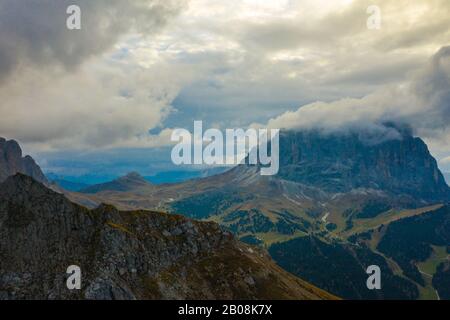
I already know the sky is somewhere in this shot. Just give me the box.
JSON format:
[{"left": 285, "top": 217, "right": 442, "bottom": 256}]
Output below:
[{"left": 0, "top": 0, "right": 450, "bottom": 178}]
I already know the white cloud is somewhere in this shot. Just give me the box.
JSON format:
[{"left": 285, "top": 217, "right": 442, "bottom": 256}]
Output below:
[
  {"left": 0, "top": 54, "right": 197, "bottom": 151},
  {"left": 264, "top": 46, "right": 450, "bottom": 156},
  {"left": 137, "top": 0, "right": 450, "bottom": 130}
]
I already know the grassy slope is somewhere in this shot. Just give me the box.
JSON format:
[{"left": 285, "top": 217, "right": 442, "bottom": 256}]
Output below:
[{"left": 340, "top": 204, "right": 443, "bottom": 238}]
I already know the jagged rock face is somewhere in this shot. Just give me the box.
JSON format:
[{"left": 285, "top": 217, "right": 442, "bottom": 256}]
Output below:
[
  {"left": 0, "top": 174, "right": 334, "bottom": 300},
  {"left": 0, "top": 138, "right": 48, "bottom": 185},
  {"left": 277, "top": 130, "right": 450, "bottom": 202}
]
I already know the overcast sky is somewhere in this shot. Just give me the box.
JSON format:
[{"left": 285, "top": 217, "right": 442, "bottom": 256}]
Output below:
[{"left": 1, "top": 0, "right": 450, "bottom": 177}]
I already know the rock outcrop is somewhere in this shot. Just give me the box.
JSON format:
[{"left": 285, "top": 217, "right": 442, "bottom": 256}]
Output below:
[{"left": 0, "top": 137, "right": 48, "bottom": 185}]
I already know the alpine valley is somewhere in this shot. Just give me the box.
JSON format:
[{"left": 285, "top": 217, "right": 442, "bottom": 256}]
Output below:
[
  {"left": 62, "top": 128, "right": 450, "bottom": 300},
  {"left": 1, "top": 126, "right": 450, "bottom": 300}
]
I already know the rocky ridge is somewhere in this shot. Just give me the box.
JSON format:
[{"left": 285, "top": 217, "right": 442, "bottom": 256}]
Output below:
[{"left": 0, "top": 174, "right": 335, "bottom": 300}]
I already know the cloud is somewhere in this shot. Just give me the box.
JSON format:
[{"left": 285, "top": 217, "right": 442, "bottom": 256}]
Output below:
[
  {"left": 410, "top": 47, "right": 450, "bottom": 130},
  {"left": 0, "top": 59, "right": 194, "bottom": 151},
  {"left": 0, "top": 0, "right": 185, "bottom": 82},
  {"left": 265, "top": 46, "right": 450, "bottom": 144},
  {"left": 0, "top": 0, "right": 192, "bottom": 151},
  {"left": 152, "top": 0, "right": 450, "bottom": 130}
]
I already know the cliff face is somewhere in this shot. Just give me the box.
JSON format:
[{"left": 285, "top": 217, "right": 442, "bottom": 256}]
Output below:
[
  {"left": 277, "top": 130, "right": 450, "bottom": 201},
  {"left": 0, "top": 174, "right": 334, "bottom": 300},
  {"left": 0, "top": 138, "right": 48, "bottom": 184}
]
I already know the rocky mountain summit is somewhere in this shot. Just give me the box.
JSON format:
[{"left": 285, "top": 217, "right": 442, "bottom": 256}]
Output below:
[
  {"left": 276, "top": 129, "right": 450, "bottom": 202},
  {"left": 0, "top": 174, "right": 334, "bottom": 300},
  {"left": 0, "top": 137, "right": 48, "bottom": 185}
]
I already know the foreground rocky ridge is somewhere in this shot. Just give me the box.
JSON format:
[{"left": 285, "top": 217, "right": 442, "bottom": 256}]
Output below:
[{"left": 0, "top": 174, "right": 334, "bottom": 300}]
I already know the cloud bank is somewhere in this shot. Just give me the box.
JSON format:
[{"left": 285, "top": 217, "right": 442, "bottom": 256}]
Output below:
[
  {"left": 162, "top": 0, "right": 450, "bottom": 129},
  {"left": 266, "top": 46, "right": 450, "bottom": 143},
  {"left": 0, "top": 0, "right": 187, "bottom": 151}
]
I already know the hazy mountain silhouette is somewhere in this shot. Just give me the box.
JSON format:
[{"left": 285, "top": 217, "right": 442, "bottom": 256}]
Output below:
[{"left": 0, "top": 137, "right": 48, "bottom": 185}]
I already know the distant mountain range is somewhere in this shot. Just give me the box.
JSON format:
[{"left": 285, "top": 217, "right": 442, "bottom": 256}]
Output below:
[
  {"left": 79, "top": 172, "right": 153, "bottom": 194},
  {"left": 145, "top": 167, "right": 230, "bottom": 185},
  {"left": 46, "top": 167, "right": 230, "bottom": 192},
  {"left": 48, "top": 178, "right": 90, "bottom": 192}
]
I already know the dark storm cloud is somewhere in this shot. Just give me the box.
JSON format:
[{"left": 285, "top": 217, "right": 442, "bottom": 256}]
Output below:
[
  {"left": 410, "top": 46, "right": 450, "bottom": 132},
  {"left": 0, "top": 0, "right": 185, "bottom": 82}
]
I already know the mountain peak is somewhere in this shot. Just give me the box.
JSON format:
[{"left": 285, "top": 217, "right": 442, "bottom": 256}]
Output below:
[
  {"left": 122, "top": 171, "right": 147, "bottom": 182},
  {"left": 0, "top": 138, "right": 48, "bottom": 185},
  {"left": 273, "top": 130, "right": 450, "bottom": 202},
  {"left": 79, "top": 171, "right": 152, "bottom": 194}
]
